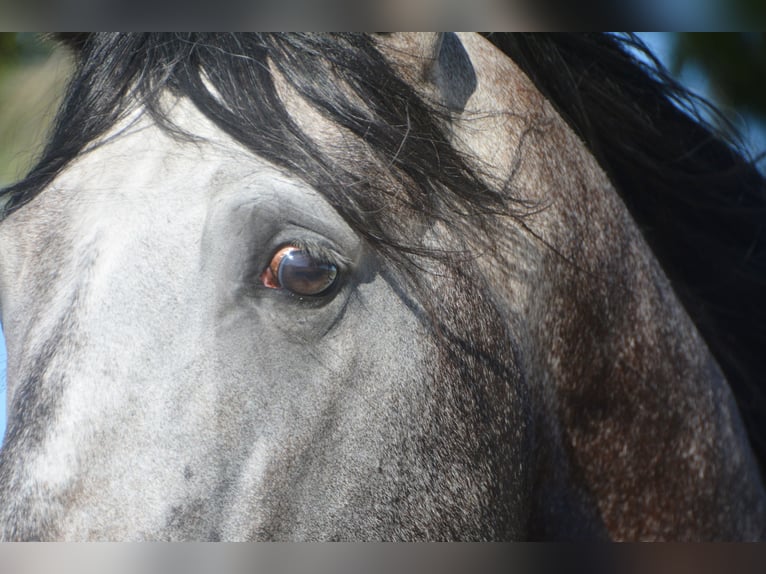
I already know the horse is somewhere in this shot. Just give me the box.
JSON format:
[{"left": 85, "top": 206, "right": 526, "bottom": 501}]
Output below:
[{"left": 0, "top": 33, "right": 764, "bottom": 541}]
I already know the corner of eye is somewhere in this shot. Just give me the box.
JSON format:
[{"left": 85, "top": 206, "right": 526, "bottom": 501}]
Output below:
[{"left": 259, "top": 265, "right": 280, "bottom": 289}]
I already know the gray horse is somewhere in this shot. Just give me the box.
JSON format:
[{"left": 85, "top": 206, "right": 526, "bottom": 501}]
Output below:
[{"left": 0, "top": 33, "right": 764, "bottom": 540}]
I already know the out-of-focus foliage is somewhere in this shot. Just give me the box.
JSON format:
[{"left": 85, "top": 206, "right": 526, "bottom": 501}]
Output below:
[
  {"left": 0, "top": 33, "right": 19, "bottom": 66},
  {"left": 728, "top": 0, "right": 766, "bottom": 29},
  {"left": 0, "top": 33, "right": 70, "bottom": 186},
  {"left": 674, "top": 33, "right": 766, "bottom": 123}
]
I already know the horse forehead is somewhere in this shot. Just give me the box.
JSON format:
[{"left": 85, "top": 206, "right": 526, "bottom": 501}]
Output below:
[
  {"left": 0, "top": 98, "right": 333, "bottom": 330},
  {"left": 35, "top": 100, "right": 310, "bottom": 228},
  {"left": 70, "top": 101, "right": 252, "bottom": 198}
]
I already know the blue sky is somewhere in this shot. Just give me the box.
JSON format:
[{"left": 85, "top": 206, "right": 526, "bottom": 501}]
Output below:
[
  {"left": 1, "top": 330, "right": 5, "bottom": 441},
  {"left": 639, "top": 33, "right": 766, "bottom": 160},
  {"left": 0, "top": 33, "right": 763, "bottom": 446}
]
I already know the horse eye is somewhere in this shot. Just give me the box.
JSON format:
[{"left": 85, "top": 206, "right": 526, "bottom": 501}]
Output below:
[{"left": 261, "top": 246, "right": 338, "bottom": 296}]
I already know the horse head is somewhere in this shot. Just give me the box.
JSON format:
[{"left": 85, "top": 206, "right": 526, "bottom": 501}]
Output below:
[{"left": 0, "top": 33, "right": 763, "bottom": 540}]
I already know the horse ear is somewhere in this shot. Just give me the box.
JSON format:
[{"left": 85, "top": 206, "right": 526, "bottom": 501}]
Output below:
[
  {"left": 376, "top": 32, "right": 477, "bottom": 112},
  {"left": 50, "top": 33, "right": 90, "bottom": 54},
  {"left": 427, "top": 33, "right": 477, "bottom": 112}
]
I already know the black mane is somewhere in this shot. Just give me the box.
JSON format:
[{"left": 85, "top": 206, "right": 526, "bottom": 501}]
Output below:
[{"left": 2, "top": 33, "right": 765, "bottom": 470}]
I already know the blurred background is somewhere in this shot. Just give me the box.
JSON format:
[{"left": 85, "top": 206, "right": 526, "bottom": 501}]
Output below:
[
  {"left": 1, "top": 32, "right": 766, "bottom": 442},
  {"left": 0, "top": 33, "right": 73, "bottom": 186}
]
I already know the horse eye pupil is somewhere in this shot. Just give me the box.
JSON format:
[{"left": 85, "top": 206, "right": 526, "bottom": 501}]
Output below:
[{"left": 277, "top": 249, "right": 338, "bottom": 296}]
